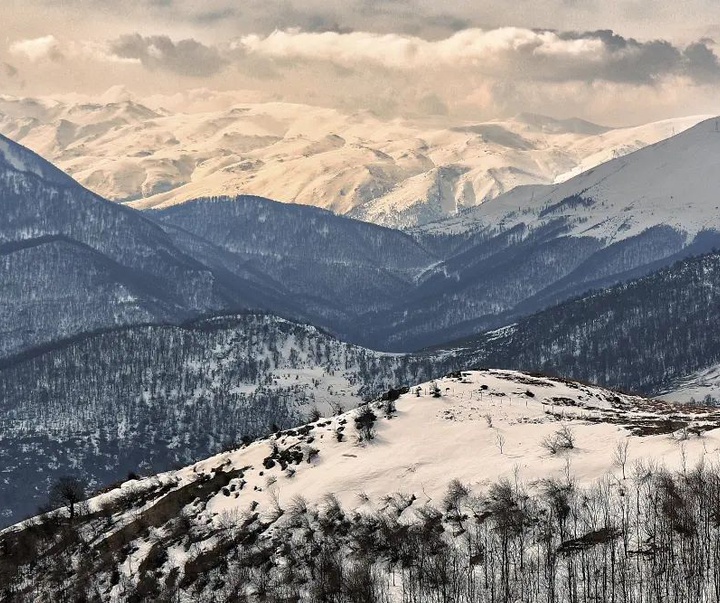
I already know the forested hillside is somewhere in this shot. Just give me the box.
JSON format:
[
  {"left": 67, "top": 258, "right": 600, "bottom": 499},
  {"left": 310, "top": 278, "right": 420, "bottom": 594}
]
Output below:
[
  {"left": 0, "top": 136, "right": 298, "bottom": 359},
  {"left": 466, "top": 251, "right": 720, "bottom": 395},
  {"left": 153, "top": 196, "right": 437, "bottom": 325},
  {"left": 155, "top": 195, "right": 720, "bottom": 351},
  {"left": 0, "top": 313, "right": 448, "bottom": 526}
]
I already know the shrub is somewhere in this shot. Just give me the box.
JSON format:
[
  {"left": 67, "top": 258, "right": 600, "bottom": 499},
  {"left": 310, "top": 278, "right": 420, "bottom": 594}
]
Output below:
[
  {"left": 355, "top": 405, "right": 377, "bottom": 441},
  {"left": 542, "top": 425, "right": 575, "bottom": 454},
  {"left": 443, "top": 479, "right": 469, "bottom": 512},
  {"left": 307, "top": 406, "right": 322, "bottom": 422}
]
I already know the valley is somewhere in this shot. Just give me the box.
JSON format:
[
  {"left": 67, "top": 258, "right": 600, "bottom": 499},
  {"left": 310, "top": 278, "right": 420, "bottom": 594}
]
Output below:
[{"left": 5, "top": 0, "right": 720, "bottom": 598}]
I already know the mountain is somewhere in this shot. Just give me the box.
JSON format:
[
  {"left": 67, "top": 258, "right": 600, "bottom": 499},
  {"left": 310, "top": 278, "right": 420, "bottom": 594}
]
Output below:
[
  {"left": 9, "top": 244, "right": 720, "bottom": 527},
  {"left": 383, "top": 117, "right": 720, "bottom": 349},
  {"left": 661, "top": 363, "right": 720, "bottom": 405},
  {"left": 150, "top": 178, "right": 720, "bottom": 353},
  {"left": 7, "top": 118, "right": 720, "bottom": 355},
  {"left": 422, "top": 116, "right": 720, "bottom": 242},
  {"left": 0, "top": 94, "right": 706, "bottom": 227},
  {"left": 2, "top": 370, "right": 718, "bottom": 602},
  {"left": 0, "top": 134, "right": 313, "bottom": 358},
  {"left": 151, "top": 196, "right": 437, "bottom": 328},
  {"left": 452, "top": 250, "right": 720, "bottom": 397},
  {"left": 0, "top": 313, "right": 451, "bottom": 526}
]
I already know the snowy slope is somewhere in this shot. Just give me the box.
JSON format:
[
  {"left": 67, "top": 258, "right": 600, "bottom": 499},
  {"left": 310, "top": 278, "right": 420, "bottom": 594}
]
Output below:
[
  {"left": 0, "top": 94, "right": 706, "bottom": 227},
  {"left": 661, "top": 364, "right": 720, "bottom": 405},
  {"left": 421, "top": 116, "right": 720, "bottom": 242},
  {"left": 169, "top": 370, "right": 708, "bottom": 509},
  {"left": 0, "top": 312, "right": 453, "bottom": 526},
  {"left": 154, "top": 369, "right": 718, "bottom": 512},
  {"left": 4, "top": 369, "right": 719, "bottom": 600}
]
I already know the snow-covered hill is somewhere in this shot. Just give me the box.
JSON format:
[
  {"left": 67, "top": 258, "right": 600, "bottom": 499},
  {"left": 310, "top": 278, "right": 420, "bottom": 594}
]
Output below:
[
  {"left": 3, "top": 369, "right": 719, "bottom": 601},
  {"left": 0, "top": 94, "right": 706, "bottom": 227},
  {"left": 0, "top": 312, "right": 454, "bottom": 526}
]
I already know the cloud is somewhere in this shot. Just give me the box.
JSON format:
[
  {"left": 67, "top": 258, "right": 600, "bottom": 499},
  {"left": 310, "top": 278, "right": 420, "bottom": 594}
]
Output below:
[
  {"left": 9, "top": 35, "right": 64, "bottom": 62},
  {"left": 236, "top": 28, "right": 720, "bottom": 85},
  {"left": 3, "top": 21, "right": 720, "bottom": 126},
  {"left": 1, "top": 63, "right": 18, "bottom": 78},
  {"left": 108, "top": 34, "right": 227, "bottom": 77}
]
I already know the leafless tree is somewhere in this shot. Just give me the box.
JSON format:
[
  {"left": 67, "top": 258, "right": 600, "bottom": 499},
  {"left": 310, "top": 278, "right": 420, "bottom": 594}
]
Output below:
[
  {"left": 49, "top": 476, "right": 86, "bottom": 522},
  {"left": 613, "top": 439, "right": 630, "bottom": 480},
  {"left": 495, "top": 431, "right": 506, "bottom": 455}
]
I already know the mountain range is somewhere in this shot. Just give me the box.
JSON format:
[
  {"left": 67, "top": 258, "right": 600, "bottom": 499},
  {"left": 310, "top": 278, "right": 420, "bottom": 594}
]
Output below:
[
  {"left": 3, "top": 107, "right": 720, "bottom": 544},
  {"left": 0, "top": 94, "right": 707, "bottom": 227}
]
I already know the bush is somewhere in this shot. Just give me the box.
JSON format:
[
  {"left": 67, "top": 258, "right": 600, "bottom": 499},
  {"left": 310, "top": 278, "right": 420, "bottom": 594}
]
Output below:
[
  {"left": 443, "top": 479, "right": 469, "bottom": 513},
  {"left": 355, "top": 405, "right": 377, "bottom": 441},
  {"left": 541, "top": 425, "right": 575, "bottom": 454},
  {"left": 307, "top": 406, "right": 322, "bottom": 422}
]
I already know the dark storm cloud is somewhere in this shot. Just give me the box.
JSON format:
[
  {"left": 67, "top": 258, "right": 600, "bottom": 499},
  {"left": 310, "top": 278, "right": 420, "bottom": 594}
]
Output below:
[
  {"left": 108, "top": 34, "right": 227, "bottom": 77},
  {"left": 553, "top": 30, "right": 720, "bottom": 83}
]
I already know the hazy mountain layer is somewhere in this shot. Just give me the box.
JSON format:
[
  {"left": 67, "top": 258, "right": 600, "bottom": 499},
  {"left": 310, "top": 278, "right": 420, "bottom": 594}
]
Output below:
[{"left": 0, "top": 95, "right": 705, "bottom": 227}]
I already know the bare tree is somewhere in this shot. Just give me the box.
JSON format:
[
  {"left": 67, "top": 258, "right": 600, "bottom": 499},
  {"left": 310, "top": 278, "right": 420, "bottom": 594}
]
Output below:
[
  {"left": 613, "top": 439, "right": 630, "bottom": 480},
  {"left": 49, "top": 476, "right": 85, "bottom": 522},
  {"left": 541, "top": 424, "right": 575, "bottom": 454},
  {"left": 495, "top": 432, "right": 506, "bottom": 455},
  {"left": 306, "top": 405, "right": 322, "bottom": 422}
]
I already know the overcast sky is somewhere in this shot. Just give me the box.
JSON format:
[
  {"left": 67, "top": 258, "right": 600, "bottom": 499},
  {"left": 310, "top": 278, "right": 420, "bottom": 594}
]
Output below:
[{"left": 2, "top": 0, "right": 720, "bottom": 125}]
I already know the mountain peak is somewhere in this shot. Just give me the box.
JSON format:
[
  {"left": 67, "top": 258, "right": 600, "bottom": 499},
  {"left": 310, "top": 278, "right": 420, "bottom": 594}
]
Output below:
[
  {"left": 513, "top": 112, "right": 611, "bottom": 135},
  {"left": 0, "top": 133, "right": 74, "bottom": 186}
]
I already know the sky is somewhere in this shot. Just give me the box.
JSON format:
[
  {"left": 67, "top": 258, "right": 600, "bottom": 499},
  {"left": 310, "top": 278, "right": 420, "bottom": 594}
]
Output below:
[{"left": 2, "top": 0, "right": 720, "bottom": 125}]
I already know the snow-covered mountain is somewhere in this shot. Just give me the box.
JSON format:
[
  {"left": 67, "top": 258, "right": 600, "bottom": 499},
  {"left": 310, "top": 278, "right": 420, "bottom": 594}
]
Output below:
[
  {"left": 5, "top": 244, "right": 720, "bottom": 527},
  {"left": 6, "top": 121, "right": 720, "bottom": 355},
  {"left": 3, "top": 370, "right": 718, "bottom": 601},
  {"left": 421, "top": 116, "right": 720, "bottom": 242},
  {"left": 0, "top": 94, "right": 706, "bottom": 227},
  {"left": 378, "top": 117, "right": 720, "bottom": 348},
  {"left": 661, "top": 364, "right": 720, "bottom": 405}
]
